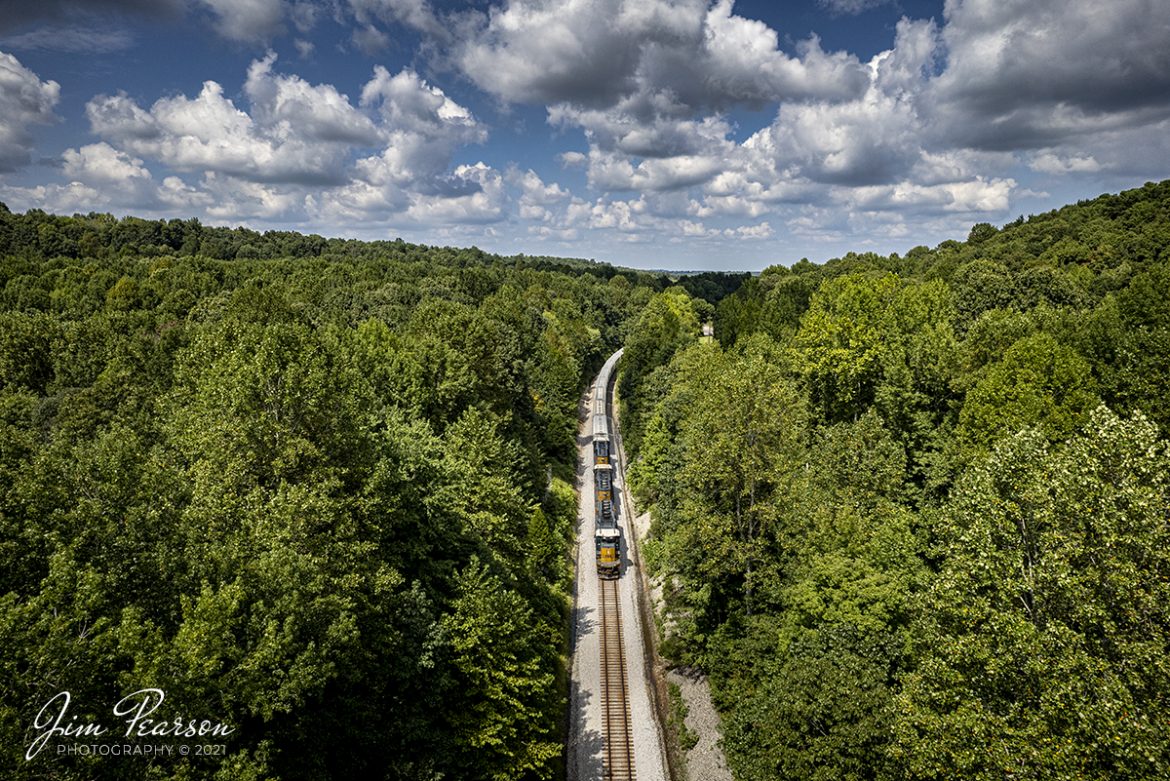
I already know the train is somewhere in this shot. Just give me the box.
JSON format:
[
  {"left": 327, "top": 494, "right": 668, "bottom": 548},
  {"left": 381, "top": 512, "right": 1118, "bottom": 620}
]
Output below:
[{"left": 592, "top": 349, "right": 623, "bottom": 578}]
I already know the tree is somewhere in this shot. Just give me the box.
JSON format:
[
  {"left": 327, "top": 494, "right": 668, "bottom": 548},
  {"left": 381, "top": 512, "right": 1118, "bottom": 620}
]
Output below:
[
  {"left": 894, "top": 408, "right": 1170, "bottom": 780},
  {"left": 441, "top": 559, "right": 561, "bottom": 781},
  {"left": 675, "top": 335, "right": 806, "bottom": 619},
  {"left": 959, "top": 332, "right": 1098, "bottom": 447},
  {"left": 619, "top": 287, "right": 705, "bottom": 450}
]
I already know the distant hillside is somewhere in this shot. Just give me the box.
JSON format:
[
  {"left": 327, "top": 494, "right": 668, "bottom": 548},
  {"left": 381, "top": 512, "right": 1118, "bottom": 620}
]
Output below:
[
  {"left": 719, "top": 178, "right": 1170, "bottom": 345},
  {"left": 0, "top": 203, "right": 747, "bottom": 305}
]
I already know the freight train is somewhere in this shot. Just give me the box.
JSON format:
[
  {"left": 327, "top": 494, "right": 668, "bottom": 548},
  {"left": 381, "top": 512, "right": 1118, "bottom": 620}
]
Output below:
[{"left": 593, "top": 349, "right": 623, "bottom": 578}]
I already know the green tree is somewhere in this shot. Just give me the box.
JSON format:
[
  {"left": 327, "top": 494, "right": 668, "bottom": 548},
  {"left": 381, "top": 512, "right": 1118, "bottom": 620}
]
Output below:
[
  {"left": 959, "top": 332, "right": 1099, "bottom": 447},
  {"left": 894, "top": 408, "right": 1170, "bottom": 780},
  {"left": 441, "top": 559, "right": 561, "bottom": 781},
  {"left": 675, "top": 335, "right": 806, "bottom": 618}
]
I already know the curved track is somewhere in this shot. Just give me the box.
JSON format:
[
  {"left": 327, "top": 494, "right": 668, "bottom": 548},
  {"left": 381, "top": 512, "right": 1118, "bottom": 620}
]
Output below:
[{"left": 568, "top": 347, "right": 667, "bottom": 781}]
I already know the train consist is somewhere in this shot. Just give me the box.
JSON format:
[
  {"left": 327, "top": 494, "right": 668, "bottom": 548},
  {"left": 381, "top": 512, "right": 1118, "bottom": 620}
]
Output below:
[{"left": 593, "top": 349, "right": 623, "bottom": 578}]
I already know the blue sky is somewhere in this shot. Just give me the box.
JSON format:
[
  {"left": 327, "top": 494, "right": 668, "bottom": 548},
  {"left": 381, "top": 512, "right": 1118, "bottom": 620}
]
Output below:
[{"left": 1, "top": 0, "right": 1168, "bottom": 271}]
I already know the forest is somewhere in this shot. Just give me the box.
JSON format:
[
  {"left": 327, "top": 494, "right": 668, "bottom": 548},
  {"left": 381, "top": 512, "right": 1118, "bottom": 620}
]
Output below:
[
  {"left": 621, "top": 179, "right": 1170, "bottom": 781},
  {"left": 0, "top": 204, "right": 750, "bottom": 780},
  {"left": 3, "top": 177, "right": 1168, "bottom": 780}
]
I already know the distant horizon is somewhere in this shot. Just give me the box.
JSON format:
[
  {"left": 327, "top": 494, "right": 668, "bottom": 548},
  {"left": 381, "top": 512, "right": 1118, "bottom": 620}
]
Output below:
[
  {"left": 2, "top": 0, "right": 1168, "bottom": 271},
  {"left": 10, "top": 175, "right": 1157, "bottom": 275},
  {"left": 3, "top": 174, "right": 1147, "bottom": 274}
]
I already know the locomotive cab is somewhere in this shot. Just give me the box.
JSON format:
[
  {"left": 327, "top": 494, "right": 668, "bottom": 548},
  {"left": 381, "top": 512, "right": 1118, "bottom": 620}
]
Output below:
[{"left": 595, "top": 527, "right": 621, "bottom": 577}]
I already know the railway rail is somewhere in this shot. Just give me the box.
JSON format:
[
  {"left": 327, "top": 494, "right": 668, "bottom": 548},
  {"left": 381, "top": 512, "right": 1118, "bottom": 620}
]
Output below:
[{"left": 600, "top": 577, "right": 636, "bottom": 781}]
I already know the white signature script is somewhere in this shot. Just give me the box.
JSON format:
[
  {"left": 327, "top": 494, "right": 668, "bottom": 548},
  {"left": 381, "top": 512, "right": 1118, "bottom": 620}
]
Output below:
[{"left": 26, "top": 689, "right": 234, "bottom": 760}]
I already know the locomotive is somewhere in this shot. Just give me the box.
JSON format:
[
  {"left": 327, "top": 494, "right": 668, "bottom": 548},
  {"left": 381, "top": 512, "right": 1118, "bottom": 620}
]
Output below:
[{"left": 592, "top": 349, "right": 623, "bottom": 578}]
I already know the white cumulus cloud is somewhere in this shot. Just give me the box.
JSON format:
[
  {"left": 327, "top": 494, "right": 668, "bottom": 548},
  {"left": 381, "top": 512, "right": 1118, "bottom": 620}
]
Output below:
[
  {"left": 62, "top": 142, "right": 151, "bottom": 185},
  {"left": 1030, "top": 152, "right": 1101, "bottom": 175},
  {"left": 456, "top": 0, "right": 867, "bottom": 110},
  {"left": 0, "top": 49, "right": 60, "bottom": 172}
]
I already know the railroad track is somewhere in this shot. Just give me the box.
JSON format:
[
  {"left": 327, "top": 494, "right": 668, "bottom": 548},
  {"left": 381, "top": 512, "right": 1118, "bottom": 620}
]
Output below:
[{"left": 600, "top": 577, "right": 636, "bottom": 781}]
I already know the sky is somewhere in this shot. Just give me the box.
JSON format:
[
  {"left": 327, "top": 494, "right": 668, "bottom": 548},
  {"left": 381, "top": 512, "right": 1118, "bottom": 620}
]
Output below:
[{"left": 0, "top": 0, "right": 1168, "bottom": 271}]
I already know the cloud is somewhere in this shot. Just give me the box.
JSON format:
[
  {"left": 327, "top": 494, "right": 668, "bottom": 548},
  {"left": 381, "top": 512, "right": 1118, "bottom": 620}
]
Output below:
[
  {"left": 317, "top": 159, "right": 505, "bottom": 228},
  {"left": 818, "top": 0, "right": 891, "bottom": 15},
  {"left": 201, "top": 172, "right": 308, "bottom": 220},
  {"left": 87, "top": 79, "right": 350, "bottom": 185},
  {"left": 929, "top": 0, "right": 1170, "bottom": 149},
  {"left": 0, "top": 49, "right": 60, "bottom": 172},
  {"left": 844, "top": 177, "right": 1016, "bottom": 214},
  {"left": 0, "top": 181, "right": 105, "bottom": 214},
  {"left": 752, "top": 87, "right": 921, "bottom": 186},
  {"left": 158, "top": 175, "right": 214, "bottom": 210},
  {"left": 323, "top": 0, "right": 1164, "bottom": 258},
  {"left": 1, "top": 143, "right": 163, "bottom": 214},
  {"left": 347, "top": 0, "right": 448, "bottom": 39},
  {"left": 455, "top": 0, "right": 867, "bottom": 110},
  {"left": 579, "top": 197, "right": 649, "bottom": 233},
  {"left": 549, "top": 105, "right": 735, "bottom": 194},
  {"left": 456, "top": 0, "right": 650, "bottom": 107},
  {"left": 245, "top": 53, "right": 381, "bottom": 145},
  {"left": 0, "top": 0, "right": 183, "bottom": 35},
  {"left": 86, "top": 53, "right": 389, "bottom": 185},
  {"left": 584, "top": 148, "right": 726, "bottom": 192},
  {"left": 360, "top": 66, "right": 480, "bottom": 136},
  {"left": 345, "top": 67, "right": 486, "bottom": 201},
  {"left": 731, "top": 221, "right": 772, "bottom": 239},
  {"left": 689, "top": 2, "right": 867, "bottom": 105},
  {"left": 549, "top": 102, "right": 733, "bottom": 159},
  {"left": 1019, "top": 119, "right": 1170, "bottom": 179},
  {"left": 1029, "top": 152, "right": 1101, "bottom": 175},
  {"left": 6, "top": 142, "right": 161, "bottom": 213},
  {"left": 405, "top": 162, "right": 505, "bottom": 224},
  {"left": 737, "top": 18, "right": 937, "bottom": 188},
  {"left": 352, "top": 24, "right": 391, "bottom": 55},
  {"left": 529, "top": 10, "right": 1026, "bottom": 245},
  {"left": 509, "top": 168, "right": 569, "bottom": 221},
  {"left": 5, "top": 146, "right": 255, "bottom": 219},
  {"left": 62, "top": 142, "right": 152, "bottom": 186},
  {"left": 289, "top": 1, "right": 319, "bottom": 33},
  {"left": 0, "top": 26, "right": 134, "bottom": 53},
  {"left": 447, "top": 0, "right": 883, "bottom": 238},
  {"left": 63, "top": 54, "right": 496, "bottom": 230},
  {"left": 535, "top": 16, "right": 947, "bottom": 223},
  {"left": 197, "top": 0, "right": 286, "bottom": 42}
]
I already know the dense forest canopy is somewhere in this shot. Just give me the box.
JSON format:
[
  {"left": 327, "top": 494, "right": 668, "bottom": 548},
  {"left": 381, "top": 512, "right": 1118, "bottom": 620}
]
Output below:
[
  {"left": 0, "top": 203, "right": 745, "bottom": 307},
  {"left": 0, "top": 206, "right": 758, "bottom": 779},
  {"left": 3, "top": 177, "right": 1169, "bottom": 780},
  {"left": 622, "top": 179, "right": 1170, "bottom": 780}
]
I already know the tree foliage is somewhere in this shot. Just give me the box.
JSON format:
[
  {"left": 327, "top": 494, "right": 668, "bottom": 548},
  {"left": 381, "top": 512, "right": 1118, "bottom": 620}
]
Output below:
[
  {"left": 0, "top": 212, "right": 669, "bottom": 780},
  {"left": 625, "top": 179, "right": 1170, "bottom": 781}
]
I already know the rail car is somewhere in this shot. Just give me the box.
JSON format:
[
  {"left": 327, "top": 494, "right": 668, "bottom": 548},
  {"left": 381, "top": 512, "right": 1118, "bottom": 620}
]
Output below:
[
  {"left": 592, "top": 410, "right": 610, "bottom": 465},
  {"left": 594, "top": 462, "right": 613, "bottom": 502},
  {"left": 592, "top": 349, "right": 623, "bottom": 578}
]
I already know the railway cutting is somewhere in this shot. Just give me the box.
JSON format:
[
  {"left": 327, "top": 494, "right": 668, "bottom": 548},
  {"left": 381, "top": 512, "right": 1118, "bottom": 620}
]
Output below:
[{"left": 568, "top": 349, "right": 668, "bottom": 781}]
